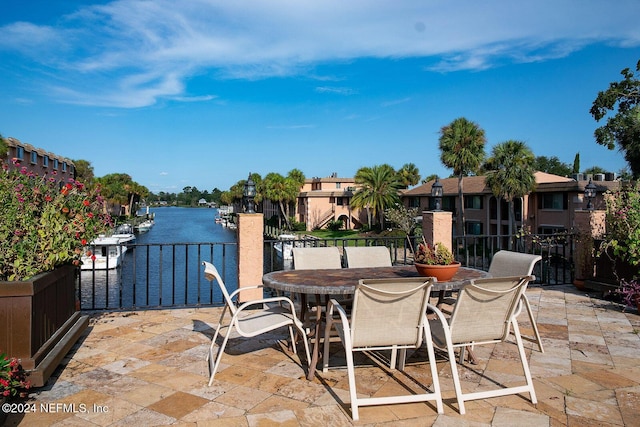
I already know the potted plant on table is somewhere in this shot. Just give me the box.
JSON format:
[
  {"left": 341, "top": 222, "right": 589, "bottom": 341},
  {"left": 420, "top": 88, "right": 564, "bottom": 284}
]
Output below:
[
  {"left": 0, "top": 157, "right": 112, "bottom": 386},
  {"left": 413, "top": 239, "right": 461, "bottom": 281}
]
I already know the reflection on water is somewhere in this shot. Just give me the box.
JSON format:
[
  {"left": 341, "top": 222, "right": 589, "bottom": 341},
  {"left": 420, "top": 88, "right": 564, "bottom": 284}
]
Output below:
[{"left": 79, "top": 207, "right": 238, "bottom": 310}]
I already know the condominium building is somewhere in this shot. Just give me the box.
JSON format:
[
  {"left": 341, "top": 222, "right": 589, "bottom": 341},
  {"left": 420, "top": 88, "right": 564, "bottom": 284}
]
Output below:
[{"left": 4, "top": 137, "right": 76, "bottom": 182}]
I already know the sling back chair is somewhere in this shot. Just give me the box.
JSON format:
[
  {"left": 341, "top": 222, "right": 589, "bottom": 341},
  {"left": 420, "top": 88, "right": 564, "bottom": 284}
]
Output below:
[
  {"left": 202, "top": 261, "right": 310, "bottom": 386},
  {"left": 428, "top": 275, "right": 537, "bottom": 414},
  {"left": 323, "top": 277, "right": 443, "bottom": 421}
]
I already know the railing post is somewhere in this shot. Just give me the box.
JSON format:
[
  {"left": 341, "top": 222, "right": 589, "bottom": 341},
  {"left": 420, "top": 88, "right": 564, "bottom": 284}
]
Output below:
[
  {"left": 237, "top": 213, "right": 265, "bottom": 302},
  {"left": 422, "top": 210, "right": 453, "bottom": 253}
]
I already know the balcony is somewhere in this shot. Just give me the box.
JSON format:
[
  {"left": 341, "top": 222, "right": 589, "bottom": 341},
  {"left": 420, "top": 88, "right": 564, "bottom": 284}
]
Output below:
[{"left": 9, "top": 284, "right": 640, "bottom": 425}]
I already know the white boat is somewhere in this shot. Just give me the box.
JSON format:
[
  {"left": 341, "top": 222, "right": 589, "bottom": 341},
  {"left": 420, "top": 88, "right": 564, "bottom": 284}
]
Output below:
[
  {"left": 135, "top": 219, "right": 154, "bottom": 233},
  {"left": 112, "top": 224, "right": 136, "bottom": 245},
  {"left": 81, "top": 236, "right": 127, "bottom": 270},
  {"left": 274, "top": 234, "right": 297, "bottom": 260}
]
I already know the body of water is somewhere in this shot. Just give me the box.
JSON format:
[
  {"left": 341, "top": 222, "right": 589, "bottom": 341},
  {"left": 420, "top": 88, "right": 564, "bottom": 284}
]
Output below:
[{"left": 80, "top": 207, "right": 238, "bottom": 310}]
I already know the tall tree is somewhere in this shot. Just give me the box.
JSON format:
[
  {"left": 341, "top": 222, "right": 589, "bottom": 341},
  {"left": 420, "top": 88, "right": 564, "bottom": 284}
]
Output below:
[
  {"left": 0, "top": 134, "right": 7, "bottom": 160},
  {"left": 73, "top": 159, "right": 95, "bottom": 185},
  {"left": 350, "top": 164, "right": 401, "bottom": 229},
  {"left": 572, "top": 152, "right": 580, "bottom": 174},
  {"left": 397, "top": 163, "right": 421, "bottom": 188},
  {"left": 438, "top": 117, "right": 486, "bottom": 236},
  {"left": 263, "top": 172, "right": 291, "bottom": 229},
  {"left": 534, "top": 156, "right": 572, "bottom": 177},
  {"left": 484, "top": 140, "right": 536, "bottom": 247},
  {"left": 590, "top": 59, "right": 640, "bottom": 178}
]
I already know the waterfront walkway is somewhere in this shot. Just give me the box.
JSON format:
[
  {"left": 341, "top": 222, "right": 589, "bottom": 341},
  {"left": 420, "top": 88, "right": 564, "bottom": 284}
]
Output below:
[{"left": 7, "top": 285, "right": 640, "bottom": 426}]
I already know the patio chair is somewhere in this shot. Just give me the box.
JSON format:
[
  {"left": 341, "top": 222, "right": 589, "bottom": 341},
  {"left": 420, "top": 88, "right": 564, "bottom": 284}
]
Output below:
[
  {"left": 292, "top": 246, "right": 342, "bottom": 269},
  {"left": 323, "top": 277, "right": 443, "bottom": 421},
  {"left": 202, "top": 261, "right": 311, "bottom": 386},
  {"left": 428, "top": 275, "right": 537, "bottom": 414},
  {"left": 343, "top": 246, "right": 392, "bottom": 268},
  {"left": 488, "top": 251, "right": 544, "bottom": 352}
]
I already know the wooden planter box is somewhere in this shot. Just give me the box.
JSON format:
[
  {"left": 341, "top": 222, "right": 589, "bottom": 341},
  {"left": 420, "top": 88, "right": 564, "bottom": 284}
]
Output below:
[{"left": 0, "top": 265, "right": 88, "bottom": 387}]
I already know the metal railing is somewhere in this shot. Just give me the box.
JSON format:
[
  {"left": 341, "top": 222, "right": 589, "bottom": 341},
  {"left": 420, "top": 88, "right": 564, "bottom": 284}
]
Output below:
[
  {"left": 79, "top": 232, "right": 575, "bottom": 311},
  {"left": 79, "top": 242, "right": 237, "bottom": 311}
]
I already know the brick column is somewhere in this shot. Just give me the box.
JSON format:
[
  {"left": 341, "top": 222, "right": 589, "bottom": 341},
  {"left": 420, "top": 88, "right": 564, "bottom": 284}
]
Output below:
[
  {"left": 237, "top": 213, "right": 264, "bottom": 302},
  {"left": 422, "top": 210, "right": 453, "bottom": 252}
]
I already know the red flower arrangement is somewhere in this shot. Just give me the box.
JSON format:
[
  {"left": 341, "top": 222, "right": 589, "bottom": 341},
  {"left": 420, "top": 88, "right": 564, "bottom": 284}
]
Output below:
[{"left": 0, "top": 353, "right": 30, "bottom": 398}]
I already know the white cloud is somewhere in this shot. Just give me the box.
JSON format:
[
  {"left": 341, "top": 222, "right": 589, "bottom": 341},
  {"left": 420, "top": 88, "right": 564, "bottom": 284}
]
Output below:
[{"left": 1, "top": 0, "right": 639, "bottom": 107}]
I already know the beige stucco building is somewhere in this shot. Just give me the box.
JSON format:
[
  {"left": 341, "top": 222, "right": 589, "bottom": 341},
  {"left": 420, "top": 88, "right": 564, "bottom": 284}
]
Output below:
[{"left": 402, "top": 172, "right": 620, "bottom": 237}]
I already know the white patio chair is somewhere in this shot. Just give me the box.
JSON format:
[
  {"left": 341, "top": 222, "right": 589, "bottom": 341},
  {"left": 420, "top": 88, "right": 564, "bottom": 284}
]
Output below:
[
  {"left": 488, "top": 251, "right": 544, "bottom": 352},
  {"left": 323, "top": 277, "right": 443, "bottom": 421},
  {"left": 202, "top": 261, "right": 311, "bottom": 386},
  {"left": 428, "top": 275, "right": 537, "bottom": 414},
  {"left": 343, "top": 246, "right": 392, "bottom": 268},
  {"left": 292, "top": 246, "right": 342, "bottom": 269}
]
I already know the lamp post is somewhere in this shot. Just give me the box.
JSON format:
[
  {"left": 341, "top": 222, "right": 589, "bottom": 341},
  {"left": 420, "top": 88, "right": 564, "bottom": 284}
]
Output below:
[
  {"left": 244, "top": 173, "right": 256, "bottom": 213},
  {"left": 584, "top": 178, "right": 596, "bottom": 210},
  {"left": 431, "top": 176, "right": 443, "bottom": 211}
]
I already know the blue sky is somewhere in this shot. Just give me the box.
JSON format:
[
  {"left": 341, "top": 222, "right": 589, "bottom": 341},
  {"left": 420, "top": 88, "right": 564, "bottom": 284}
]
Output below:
[{"left": 1, "top": 1, "right": 639, "bottom": 194}]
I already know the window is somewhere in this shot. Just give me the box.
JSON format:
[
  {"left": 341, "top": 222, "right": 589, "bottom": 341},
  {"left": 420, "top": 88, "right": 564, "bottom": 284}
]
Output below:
[
  {"left": 16, "top": 146, "right": 24, "bottom": 160},
  {"left": 336, "top": 197, "right": 345, "bottom": 206},
  {"left": 465, "top": 222, "right": 483, "bottom": 235},
  {"left": 335, "top": 182, "right": 341, "bottom": 189},
  {"left": 43, "top": 155, "right": 49, "bottom": 167},
  {"left": 541, "top": 193, "right": 566, "bottom": 210},
  {"left": 464, "top": 196, "right": 483, "bottom": 209},
  {"left": 62, "top": 162, "right": 67, "bottom": 172},
  {"left": 30, "top": 151, "right": 38, "bottom": 164},
  {"left": 53, "top": 159, "right": 59, "bottom": 169},
  {"left": 538, "top": 226, "right": 566, "bottom": 235}
]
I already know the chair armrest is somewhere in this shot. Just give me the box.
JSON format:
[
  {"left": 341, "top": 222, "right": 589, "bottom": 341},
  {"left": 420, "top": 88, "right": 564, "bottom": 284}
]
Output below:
[
  {"left": 228, "top": 285, "right": 264, "bottom": 300},
  {"left": 327, "top": 299, "right": 350, "bottom": 325},
  {"left": 236, "top": 296, "right": 299, "bottom": 318},
  {"left": 426, "top": 302, "right": 450, "bottom": 326}
]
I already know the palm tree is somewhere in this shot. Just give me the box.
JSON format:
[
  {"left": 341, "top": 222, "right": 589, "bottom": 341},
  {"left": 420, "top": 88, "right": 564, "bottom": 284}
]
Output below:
[
  {"left": 397, "top": 163, "right": 421, "bottom": 188},
  {"left": 350, "top": 164, "right": 401, "bottom": 229},
  {"left": 262, "top": 172, "right": 289, "bottom": 229},
  {"left": 484, "top": 140, "right": 536, "bottom": 247},
  {"left": 439, "top": 117, "right": 486, "bottom": 237}
]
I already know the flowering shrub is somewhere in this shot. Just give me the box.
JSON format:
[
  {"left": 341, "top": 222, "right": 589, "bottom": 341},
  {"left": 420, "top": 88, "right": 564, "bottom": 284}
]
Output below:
[
  {"left": 0, "top": 353, "right": 30, "bottom": 398},
  {"left": 618, "top": 280, "right": 640, "bottom": 310},
  {"left": 600, "top": 181, "right": 640, "bottom": 269},
  {"left": 414, "top": 241, "right": 455, "bottom": 265},
  {"left": 0, "top": 159, "right": 112, "bottom": 281}
]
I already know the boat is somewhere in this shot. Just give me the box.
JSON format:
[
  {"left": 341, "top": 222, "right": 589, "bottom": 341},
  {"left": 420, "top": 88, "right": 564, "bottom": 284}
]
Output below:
[
  {"left": 80, "top": 235, "right": 127, "bottom": 270},
  {"left": 135, "top": 219, "right": 154, "bottom": 233},
  {"left": 274, "top": 234, "right": 297, "bottom": 260},
  {"left": 112, "top": 223, "right": 136, "bottom": 245}
]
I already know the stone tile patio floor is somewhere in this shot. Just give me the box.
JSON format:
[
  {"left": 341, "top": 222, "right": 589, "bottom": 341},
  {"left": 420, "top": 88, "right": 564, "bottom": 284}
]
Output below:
[{"left": 7, "top": 284, "right": 640, "bottom": 426}]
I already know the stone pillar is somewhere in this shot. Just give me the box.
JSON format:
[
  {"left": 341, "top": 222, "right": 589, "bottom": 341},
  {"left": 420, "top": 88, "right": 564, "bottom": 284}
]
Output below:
[
  {"left": 422, "top": 210, "right": 453, "bottom": 253},
  {"left": 237, "top": 213, "right": 264, "bottom": 302},
  {"left": 573, "top": 209, "right": 606, "bottom": 281}
]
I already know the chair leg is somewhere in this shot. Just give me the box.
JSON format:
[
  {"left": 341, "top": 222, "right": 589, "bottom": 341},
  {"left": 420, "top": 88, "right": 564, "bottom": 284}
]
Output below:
[
  {"left": 423, "top": 325, "right": 444, "bottom": 414},
  {"left": 522, "top": 294, "right": 544, "bottom": 352},
  {"left": 344, "top": 341, "right": 359, "bottom": 421},
  {"left": 511, "top": 319, "right": 538, "bottom": 405},
  {"left": 208, "top": 327, "right": 233, "bottom": 386},
  {"left": 447, "top": 342, "right": 466, "bottom": 415}
]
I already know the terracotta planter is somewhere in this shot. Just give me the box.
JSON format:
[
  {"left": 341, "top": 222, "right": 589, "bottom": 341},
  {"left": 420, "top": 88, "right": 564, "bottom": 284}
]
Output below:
[
  {"left": 573, "top": 279, "right": 586, "bottom": 290},
  {"left": 0, "top": 265, "right": 88, "bottom": 387},
  {"left": 414, "top": 262, "right": 461, "bottom": 281}
]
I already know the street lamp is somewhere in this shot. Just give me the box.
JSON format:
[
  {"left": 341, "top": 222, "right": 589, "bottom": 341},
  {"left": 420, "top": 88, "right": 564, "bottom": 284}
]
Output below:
[
  {"left": 244, "top": 173, "right": 256, "bottom": 213},
  {"left": 431, "top": 176, "right": 443, "bottom": 211},
  {"left": 584, "top": 178, "right": 596, "bottom": 210}
]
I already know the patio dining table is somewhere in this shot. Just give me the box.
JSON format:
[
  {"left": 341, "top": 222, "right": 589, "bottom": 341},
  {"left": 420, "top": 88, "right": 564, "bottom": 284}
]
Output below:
[{"left": 262, "top": 265, "right": 490, "bottom": 380}]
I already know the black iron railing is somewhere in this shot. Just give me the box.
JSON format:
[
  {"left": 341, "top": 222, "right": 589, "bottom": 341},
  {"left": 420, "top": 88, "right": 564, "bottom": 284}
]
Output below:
[
  {"left": 79, "top": 242, "right": 237, "bottom": 311},
  {"left": 79, "top": 232, "right": 575, "bottom": 311}
]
